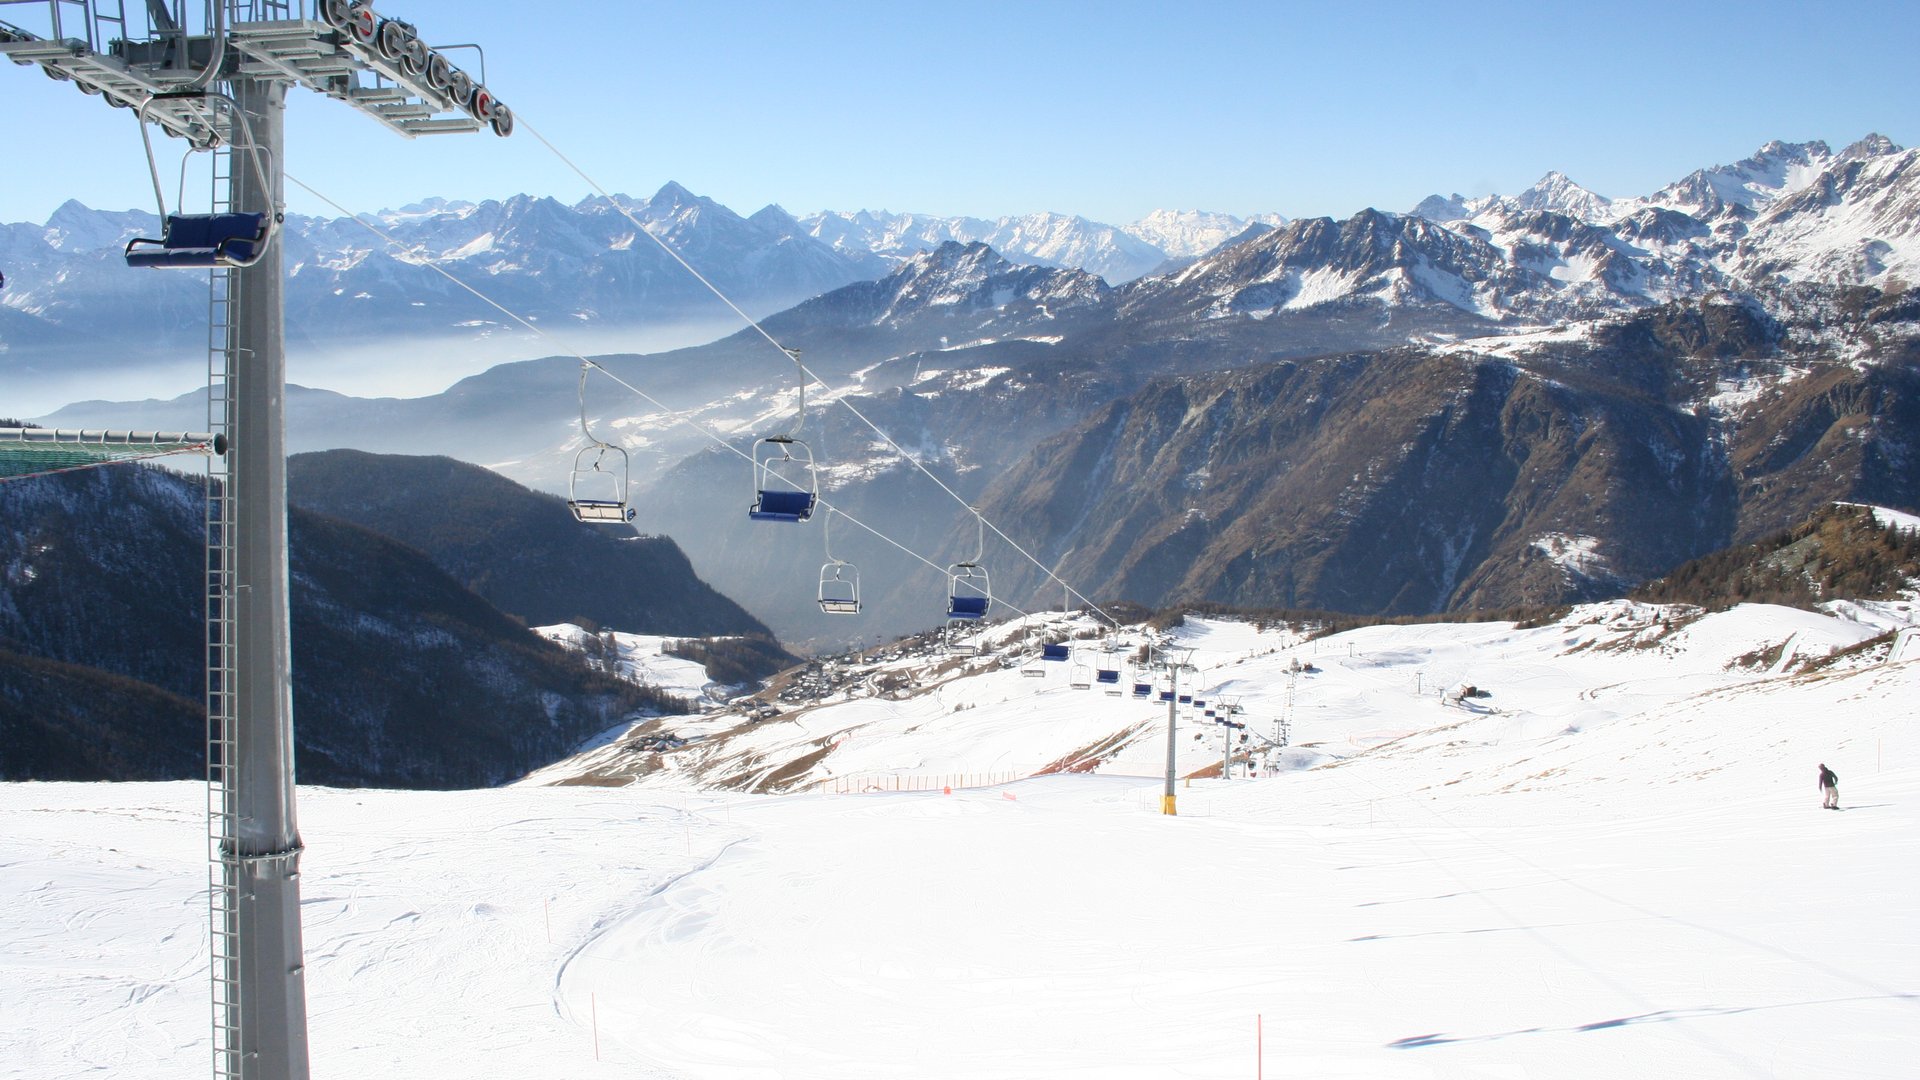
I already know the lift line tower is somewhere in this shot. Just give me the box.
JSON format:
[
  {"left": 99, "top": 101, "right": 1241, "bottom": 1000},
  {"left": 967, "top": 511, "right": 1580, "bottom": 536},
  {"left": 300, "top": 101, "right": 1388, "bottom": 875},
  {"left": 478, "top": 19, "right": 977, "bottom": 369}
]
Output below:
[{"left": 0, "top": 4, "right": 510, "bottom": 1077}]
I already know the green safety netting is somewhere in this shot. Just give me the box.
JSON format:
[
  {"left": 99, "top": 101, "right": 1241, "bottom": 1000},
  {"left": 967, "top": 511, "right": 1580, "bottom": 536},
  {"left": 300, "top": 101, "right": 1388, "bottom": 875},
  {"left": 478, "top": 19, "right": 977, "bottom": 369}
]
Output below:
[{"left": 0, "top": 428, "right": 224, "bottom": 481}]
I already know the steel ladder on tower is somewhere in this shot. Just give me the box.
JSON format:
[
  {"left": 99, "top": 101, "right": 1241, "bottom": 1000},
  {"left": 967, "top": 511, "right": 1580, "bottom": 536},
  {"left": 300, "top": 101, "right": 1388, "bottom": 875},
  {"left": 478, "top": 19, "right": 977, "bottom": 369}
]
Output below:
[{"left": 202, "top": 135, "right": 243, "bottom": 1080}]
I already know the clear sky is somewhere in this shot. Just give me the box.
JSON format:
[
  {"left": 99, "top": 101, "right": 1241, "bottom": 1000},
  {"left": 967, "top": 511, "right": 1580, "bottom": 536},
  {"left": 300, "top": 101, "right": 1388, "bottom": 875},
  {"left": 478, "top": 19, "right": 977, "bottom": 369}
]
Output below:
[{"left": 1, "top": 0, "right": 1916, "bottom": 225}]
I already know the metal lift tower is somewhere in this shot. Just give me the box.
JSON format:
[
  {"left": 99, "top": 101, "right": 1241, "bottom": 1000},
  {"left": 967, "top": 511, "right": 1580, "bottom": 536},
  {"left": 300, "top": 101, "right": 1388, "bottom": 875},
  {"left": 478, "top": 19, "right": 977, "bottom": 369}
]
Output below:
[{"left": 0, "top": 4, "right": 510, "bottom": 1077}]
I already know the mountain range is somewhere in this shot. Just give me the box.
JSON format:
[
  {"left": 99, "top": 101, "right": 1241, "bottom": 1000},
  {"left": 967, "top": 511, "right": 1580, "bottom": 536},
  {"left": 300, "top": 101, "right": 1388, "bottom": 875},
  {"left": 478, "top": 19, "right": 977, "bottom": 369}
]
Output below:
[{"left": 23, "top": 134, "right": 1920, "bottom": 646}]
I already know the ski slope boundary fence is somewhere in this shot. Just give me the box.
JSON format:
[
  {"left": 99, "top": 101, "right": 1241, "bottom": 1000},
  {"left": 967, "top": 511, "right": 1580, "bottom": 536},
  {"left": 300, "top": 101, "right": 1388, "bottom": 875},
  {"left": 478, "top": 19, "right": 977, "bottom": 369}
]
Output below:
[{"left": 816, "top": 772, "right": 1024, "bottom": 794}]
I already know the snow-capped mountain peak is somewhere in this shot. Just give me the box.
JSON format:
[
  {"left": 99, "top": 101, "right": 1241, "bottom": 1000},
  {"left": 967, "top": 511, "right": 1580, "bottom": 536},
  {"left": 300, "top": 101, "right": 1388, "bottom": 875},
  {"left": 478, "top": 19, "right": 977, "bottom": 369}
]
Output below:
[
  {"left": 1507, "top": 170, "right": 1615, "bottom": 222},
  {"left": 1839, "top": 132, "right": 1901, "bottom": 161},
  {"left": 1406, "top": 192, "right": 1473, "bottom": 223},
  {"left": 1121, "top": 209, "right": 1289, "bottom": 259},
  {"left": 1646, "top": 139, "right": 1836, "bottom": 219}
]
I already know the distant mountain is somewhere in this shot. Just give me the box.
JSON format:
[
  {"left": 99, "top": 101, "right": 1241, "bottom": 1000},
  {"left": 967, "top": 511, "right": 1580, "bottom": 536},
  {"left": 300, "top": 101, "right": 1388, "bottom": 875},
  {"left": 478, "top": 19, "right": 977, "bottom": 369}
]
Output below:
[
  {"left": 0, "top": 465, "right": 671, "bottom": 786},
  {"left": 1645, "top": 139, "right": 1837, "bottom": 220},
  {"left": 970, "top": 297, "right": 1920, "bottom": 616},
  {"left": 287, "top": 449, "right": 776, "bottom": 639},
  {"left": 25, "top": 136, "right": 1920, "bottom": 647},
  {"left": 0, "top": 182, "right": 879, "bottom": 408},
  {"left": 798, "top": 208, "right": 1173, "bottom": 283},
  {"left": 1121, "top": 209, "right": 1289, "bottom": 259}
]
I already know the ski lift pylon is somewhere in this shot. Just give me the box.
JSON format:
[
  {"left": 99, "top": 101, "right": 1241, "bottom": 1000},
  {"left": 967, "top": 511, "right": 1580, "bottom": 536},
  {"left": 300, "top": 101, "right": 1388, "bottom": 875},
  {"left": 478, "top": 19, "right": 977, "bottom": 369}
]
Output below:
[
  {"left": 124, "top": 91, "right": 276, "bottom": 270},
  {"left": 817, "top": 509, "right": 860, "bottom": 614},
  {"left": 567, "top": 363, "right": 635, "bottom": 524}
]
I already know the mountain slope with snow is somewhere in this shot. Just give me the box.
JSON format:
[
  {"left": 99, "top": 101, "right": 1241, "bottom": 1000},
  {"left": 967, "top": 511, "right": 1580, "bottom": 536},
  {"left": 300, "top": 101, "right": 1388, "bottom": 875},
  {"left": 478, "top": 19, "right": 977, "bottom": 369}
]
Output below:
[{"left": 5, "top": 600, "right": 1916, "bottom": 1078}]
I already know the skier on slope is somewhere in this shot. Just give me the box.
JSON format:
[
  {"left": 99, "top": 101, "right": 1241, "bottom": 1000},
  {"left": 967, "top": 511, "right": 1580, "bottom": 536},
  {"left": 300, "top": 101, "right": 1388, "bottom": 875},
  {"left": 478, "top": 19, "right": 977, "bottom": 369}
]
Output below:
[{"left": 1818, "top": 763, "right": 1839, "bottom": 810}]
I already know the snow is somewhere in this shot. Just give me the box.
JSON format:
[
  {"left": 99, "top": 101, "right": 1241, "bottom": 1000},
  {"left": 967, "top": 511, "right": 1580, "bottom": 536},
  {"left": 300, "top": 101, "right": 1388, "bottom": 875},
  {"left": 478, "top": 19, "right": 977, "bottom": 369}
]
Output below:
[
  {"left": 1870, "top": 506, "right": 1920, "bottom": 534},
  {"left": 533, "top": 624, "right": 723, "bottom": 702},
  {"left": 1285, "top": 266, "right": 1360, "bottom": 309},
  {"left": 1530, "top": 532, "right": 1617, "bottom": 585},
  {"left": 6, "top": 603, "right": 1920, "bottom": 1079}
]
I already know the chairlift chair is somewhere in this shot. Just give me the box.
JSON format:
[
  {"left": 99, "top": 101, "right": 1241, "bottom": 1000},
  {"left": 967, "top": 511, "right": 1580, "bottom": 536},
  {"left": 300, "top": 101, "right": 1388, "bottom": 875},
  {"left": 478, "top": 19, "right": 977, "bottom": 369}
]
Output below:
[
  {"left": 124, "top": 92, "right": 278, "bottom": 271},
  {"left": 818, "top": 562, "right": 860, "bottom": 615},
  {"left": 1159, "top": 690, "right": 1176, "bottom": 702},
  {"left": 1041, "top": 642, "right": 1070, "bottom": 662},
  {"left": 945, "top": 509, "right": 991, "bottom": 620},
  {"left": 567, "top": 444, "right": 635, "bottom": 523},
  {"left": 1097, "top": 668, "right": 1122, "bottom": 696},
  {"left": 944, "top": 620, "right": 980, "bottom": 655},
  {"left": 1132, "top": 682, "right": 1152, "bottom": 699},
  {"left": 567, "top": 364, "right": 635, "bottom": 523},
  {"left": 750, "top": 435, "right": 818, "bottom": 522},
  {"left": 1178, "top": 694, "right": 1192, "bottom": 704},
  {"left": 816, "top": 509, "right": 860, "bottom": 614},
  {"left": 1069, "top": 663, "right": 1092, "bottom": 690}
]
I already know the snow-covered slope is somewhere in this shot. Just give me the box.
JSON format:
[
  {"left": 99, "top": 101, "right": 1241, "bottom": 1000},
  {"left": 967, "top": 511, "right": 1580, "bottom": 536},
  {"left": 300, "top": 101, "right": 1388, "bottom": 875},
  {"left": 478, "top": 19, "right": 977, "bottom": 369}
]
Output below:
[{"left": 6, "top": 600, "right": 1915, "bottom": 1079}]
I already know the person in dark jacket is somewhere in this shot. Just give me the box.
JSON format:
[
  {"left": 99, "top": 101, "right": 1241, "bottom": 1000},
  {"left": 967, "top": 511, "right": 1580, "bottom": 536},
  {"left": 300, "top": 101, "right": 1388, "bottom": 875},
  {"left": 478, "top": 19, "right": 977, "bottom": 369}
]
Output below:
[{"left": 1818, "top": 763, "right": 1839, "bottom": 809}]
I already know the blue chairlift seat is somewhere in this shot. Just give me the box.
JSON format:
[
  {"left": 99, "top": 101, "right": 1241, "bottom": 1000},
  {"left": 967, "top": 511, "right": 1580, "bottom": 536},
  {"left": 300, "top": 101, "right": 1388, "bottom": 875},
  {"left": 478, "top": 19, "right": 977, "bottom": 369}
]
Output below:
[
  {"left": 947, "top": 594, "right": 989, "bottom": 620},
  {"left": 1096, "top": 669, "right": 1120, "bottom": 684},
  {"left": 1193, "top": 700, "right": 1207, "bottom": 709},
  {"left": 125, "top": 213, "right": 268, "bottom": 269},
  {"left": 1041, "top": 643, "right": 1070, "bottom": 662},
  {"left": 1132, "top": 683, "right": 1152, "bottom": 698},
  {"left": 1178, "top": 694, "right": 1192, "bottom": 704},
  {"left": 751, "top": 434, "right": 817, "bottom": 523},
  {"left": 750, "top": 488, "right": 816, "bottom": 523},
  {"left": 1159, "top": 690, "right": 1175, "bottom": 702}
]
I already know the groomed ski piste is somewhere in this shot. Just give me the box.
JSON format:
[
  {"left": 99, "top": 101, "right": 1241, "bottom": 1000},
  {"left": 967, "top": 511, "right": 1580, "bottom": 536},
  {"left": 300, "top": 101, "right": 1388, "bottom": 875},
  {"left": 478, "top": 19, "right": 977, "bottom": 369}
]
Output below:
[{"left": 5, "top": 598, "right": 1918, "bottom": 1079}]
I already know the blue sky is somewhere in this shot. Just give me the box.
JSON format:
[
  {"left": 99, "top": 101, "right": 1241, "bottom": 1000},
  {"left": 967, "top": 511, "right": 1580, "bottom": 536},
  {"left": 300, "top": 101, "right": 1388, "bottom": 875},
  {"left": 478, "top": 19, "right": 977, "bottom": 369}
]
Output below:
[{"left": 1, "top": 0, "right": 1916, "bottom": 225}]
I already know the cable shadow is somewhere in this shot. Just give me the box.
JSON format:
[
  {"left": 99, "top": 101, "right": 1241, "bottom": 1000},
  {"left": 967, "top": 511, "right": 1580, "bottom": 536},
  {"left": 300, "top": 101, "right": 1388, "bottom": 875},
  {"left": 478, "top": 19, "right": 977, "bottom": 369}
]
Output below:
[
  {"left": 1387, "top": 993, "right": 1919, "bottom": 1050},
  {"left": 1351, "top": 916, "right": 1640, "bottom": 943}
]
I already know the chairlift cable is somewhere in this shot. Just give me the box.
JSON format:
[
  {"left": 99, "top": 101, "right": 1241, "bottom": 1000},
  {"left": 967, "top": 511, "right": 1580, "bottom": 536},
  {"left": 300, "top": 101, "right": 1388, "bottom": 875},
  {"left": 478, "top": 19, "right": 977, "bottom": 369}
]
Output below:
[
  {"left": 285, "top": 172, "right": 1037, "bottom": 624},
  {"left": 512, "top": 116, "right": 1119, "bottom": 632}
]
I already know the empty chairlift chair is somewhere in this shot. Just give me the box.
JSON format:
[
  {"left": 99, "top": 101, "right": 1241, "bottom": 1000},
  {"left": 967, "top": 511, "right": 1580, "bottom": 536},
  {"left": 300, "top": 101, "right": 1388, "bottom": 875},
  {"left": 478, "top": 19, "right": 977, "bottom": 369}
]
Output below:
[
  {"left": 818, "top": 561, "right": 860, "bottom": 614},
  {"left": 125, "top": 212, "right": 270, "bottom": 269},
  {"left": 947, "top": 565, "right": 990, "bottom": 620},
  {"left": 567, "top": 444, "right": 636, "bottom": 523},
  {"left": 567, "top": 364, "right": 635, "bottom": 523},
  {"left": 1041, "top": 643, "right": 1070, "bottom": 662},
  {"left": 945, "top": 509, "right": 991, "bottom": 621},
  {"left": 816, "top": 509, "right": 860, "bottom": 614},
  {"left": 124, "top": 92, "right": 277, "bottom": 271},
  {"left": 1097, "top": 668, "right": 1122, "bottom": 695},
  {"left": 1069, "top": 661, "right": 1092, "bottom": 690},
  {"left": 750, "top": 435, "right": 818, "bottom": 522},
  {"left": 1021, "top": 633, "right": 1047, "bottom": 677}
]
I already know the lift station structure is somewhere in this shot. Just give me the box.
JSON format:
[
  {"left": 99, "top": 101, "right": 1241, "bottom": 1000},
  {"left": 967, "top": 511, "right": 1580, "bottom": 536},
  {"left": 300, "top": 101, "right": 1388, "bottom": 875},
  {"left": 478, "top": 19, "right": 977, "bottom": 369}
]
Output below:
[{"left": 0, "top": 3, "right": 511, "bottom": 1077}]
